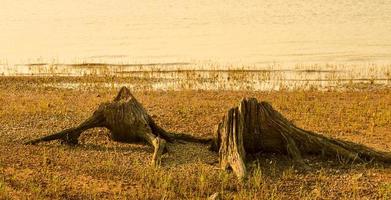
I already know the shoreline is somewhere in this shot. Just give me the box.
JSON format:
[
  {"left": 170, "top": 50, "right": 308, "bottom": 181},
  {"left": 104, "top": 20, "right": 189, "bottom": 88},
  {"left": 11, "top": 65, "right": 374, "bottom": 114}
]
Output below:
[{"left": 1, "top": 72, "right": 390, "bottom": 92}]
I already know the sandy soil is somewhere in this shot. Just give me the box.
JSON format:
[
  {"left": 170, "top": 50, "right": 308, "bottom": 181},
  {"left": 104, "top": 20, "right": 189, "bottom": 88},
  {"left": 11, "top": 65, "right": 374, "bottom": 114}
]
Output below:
[{"left": 0, "top": 77, "right": 390, "bottom": 199}]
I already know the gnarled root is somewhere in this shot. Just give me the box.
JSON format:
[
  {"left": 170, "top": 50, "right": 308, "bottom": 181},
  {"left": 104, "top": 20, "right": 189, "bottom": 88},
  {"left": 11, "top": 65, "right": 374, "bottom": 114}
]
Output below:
[
  {"left": 151, "top": 137, "right": 166, "bottom": 166},
  {"left": 25, "top": 87, "right": 170, "bottom": 166},
  {"left": 213, "top": 97, "right": 391, "bottom": 179}
]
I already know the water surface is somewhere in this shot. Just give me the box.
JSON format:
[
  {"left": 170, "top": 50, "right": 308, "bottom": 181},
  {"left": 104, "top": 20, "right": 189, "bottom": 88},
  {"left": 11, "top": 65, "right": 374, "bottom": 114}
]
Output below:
[{"left": 1, "top": 0, "right": 391, "bottom": 66}]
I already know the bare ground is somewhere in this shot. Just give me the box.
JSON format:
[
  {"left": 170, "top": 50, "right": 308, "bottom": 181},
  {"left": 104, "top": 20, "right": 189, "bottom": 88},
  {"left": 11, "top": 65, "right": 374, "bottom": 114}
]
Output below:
[{"left": 0, "top": 77, "right": 390, "bottom": 199}]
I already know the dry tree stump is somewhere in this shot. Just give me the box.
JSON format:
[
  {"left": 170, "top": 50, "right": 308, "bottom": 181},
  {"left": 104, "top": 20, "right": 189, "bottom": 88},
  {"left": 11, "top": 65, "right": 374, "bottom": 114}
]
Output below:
[
  {"left": 25, "top": 87, "right": 175, "bottom": 166},
  {"left": 211, "top": 98, "right": 391, "bottom": 179}
]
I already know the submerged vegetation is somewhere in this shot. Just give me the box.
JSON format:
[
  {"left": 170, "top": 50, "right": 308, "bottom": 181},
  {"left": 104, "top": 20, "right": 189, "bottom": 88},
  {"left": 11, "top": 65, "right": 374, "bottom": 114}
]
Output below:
[{"left": 0, "top": 76, "right": 390, "bottom": 199}]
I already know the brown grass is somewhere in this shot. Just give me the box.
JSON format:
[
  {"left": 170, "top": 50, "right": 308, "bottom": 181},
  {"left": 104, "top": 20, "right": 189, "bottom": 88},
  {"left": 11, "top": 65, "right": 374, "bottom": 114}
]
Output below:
[{"left": 0, "top": 77, "right": 390, "bottom": 199}]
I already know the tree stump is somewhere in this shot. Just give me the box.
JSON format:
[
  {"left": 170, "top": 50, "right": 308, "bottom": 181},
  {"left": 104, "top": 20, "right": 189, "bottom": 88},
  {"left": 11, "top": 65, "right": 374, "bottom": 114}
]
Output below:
[
  {"left": 25, "top": 87, "right": 174, "bottom": 166},
  {"left": 211, "top": 98, "right": 391, "bottom": 179}
]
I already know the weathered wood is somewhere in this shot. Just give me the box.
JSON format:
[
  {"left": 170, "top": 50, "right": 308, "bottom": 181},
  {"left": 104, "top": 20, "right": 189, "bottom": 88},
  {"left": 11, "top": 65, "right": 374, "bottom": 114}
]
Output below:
[
  {"left": 217, "top": 107, "right": 247, "bottom": 179},
  {"left": 25, "top": 86, "right": 205, "bottom": 165},
  {"left": 212, "top": 97, "right": 391, "bottom": 179}
]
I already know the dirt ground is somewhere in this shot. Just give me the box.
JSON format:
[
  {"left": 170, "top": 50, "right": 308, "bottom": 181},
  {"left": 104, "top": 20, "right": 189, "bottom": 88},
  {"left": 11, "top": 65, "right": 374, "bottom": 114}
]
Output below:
[{"left": 0, "top": 77, "right": 390, "bottom": 199}]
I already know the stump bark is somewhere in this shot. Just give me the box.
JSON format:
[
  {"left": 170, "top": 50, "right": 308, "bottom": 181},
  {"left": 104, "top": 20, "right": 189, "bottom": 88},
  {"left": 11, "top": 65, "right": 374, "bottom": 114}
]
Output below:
[
  {"left": 25, "top": 87, "right": 174, "bottom": 166},
  {"left": 211, "top": 98, "right": 391, "bottom": 179}
]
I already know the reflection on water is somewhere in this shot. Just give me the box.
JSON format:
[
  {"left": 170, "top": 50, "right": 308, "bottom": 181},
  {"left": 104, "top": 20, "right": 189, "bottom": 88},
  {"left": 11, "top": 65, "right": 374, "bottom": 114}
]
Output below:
[{"left": 1, "top": 0, "right": 391, "bottom": 65}]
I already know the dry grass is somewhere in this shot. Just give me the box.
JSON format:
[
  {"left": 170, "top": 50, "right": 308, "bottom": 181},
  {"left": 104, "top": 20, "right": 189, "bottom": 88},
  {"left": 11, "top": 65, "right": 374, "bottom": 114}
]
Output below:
[{"left": 0, "top": 77, "right": 390, "bottom": 199}]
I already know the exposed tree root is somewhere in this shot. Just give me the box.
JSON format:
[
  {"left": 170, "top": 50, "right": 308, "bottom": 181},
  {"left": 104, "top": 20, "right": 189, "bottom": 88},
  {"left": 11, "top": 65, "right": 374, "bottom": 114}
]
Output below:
[
  {"left": 211, "top": 98, "right": 391, "bottom": 179},
  {"left": 25, "top": 86, "right": 209, "bottom": 165}
]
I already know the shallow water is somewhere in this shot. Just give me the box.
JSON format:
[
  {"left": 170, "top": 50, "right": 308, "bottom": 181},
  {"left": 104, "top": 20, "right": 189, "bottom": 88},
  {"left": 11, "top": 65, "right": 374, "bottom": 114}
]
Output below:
[
  {"left": 1, "top": 0, "right": 391, "bottom": 90},
  {"left": 1, "top": 0, "right": 391, "bottom": 66},
  {"left": 2, "top": 63, "right": 388, "bottom": 91}
]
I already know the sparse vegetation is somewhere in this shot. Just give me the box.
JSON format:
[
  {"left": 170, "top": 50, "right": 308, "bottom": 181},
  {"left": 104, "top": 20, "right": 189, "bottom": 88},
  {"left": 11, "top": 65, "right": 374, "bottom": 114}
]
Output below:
[
  {"left": 1, "top": 62, "right": 390, "bottom": 91},
  {"left": 0, "top": 76, "right": 390, "bottom": 199}
]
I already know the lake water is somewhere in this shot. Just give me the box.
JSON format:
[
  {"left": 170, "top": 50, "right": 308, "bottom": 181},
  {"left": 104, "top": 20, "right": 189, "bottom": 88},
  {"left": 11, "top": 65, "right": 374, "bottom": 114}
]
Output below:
[
  {"left": 1, "top": 0, "right": 391, "bottom": 66},
  {"left": 1, "top": 0, "right": 391, "bottom": 90}
]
